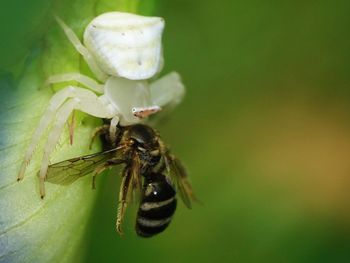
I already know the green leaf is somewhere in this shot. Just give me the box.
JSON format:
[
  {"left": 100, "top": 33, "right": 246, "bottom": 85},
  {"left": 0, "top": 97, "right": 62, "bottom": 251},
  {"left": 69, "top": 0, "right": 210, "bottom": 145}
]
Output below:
[{"left": 0, "top": 0, "right": 157, "bottom": 262}]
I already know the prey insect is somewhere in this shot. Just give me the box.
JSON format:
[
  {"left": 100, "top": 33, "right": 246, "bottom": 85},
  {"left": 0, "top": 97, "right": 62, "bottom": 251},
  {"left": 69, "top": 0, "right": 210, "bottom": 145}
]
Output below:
[{"left": 46, "top": 124, "right": 197, "bottom": 237}]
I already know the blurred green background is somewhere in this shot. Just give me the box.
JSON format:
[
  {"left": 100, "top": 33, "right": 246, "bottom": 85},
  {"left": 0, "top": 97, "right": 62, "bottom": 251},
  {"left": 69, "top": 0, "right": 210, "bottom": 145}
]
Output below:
[{"left": 1, "top": 0, "right": 350, "bottom": 262}]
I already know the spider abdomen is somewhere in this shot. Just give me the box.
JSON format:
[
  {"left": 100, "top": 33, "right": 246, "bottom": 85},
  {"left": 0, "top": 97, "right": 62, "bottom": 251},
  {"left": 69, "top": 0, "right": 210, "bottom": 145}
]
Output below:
[{"left": 136, "top": 173, "right": 177, "bottom": 237}]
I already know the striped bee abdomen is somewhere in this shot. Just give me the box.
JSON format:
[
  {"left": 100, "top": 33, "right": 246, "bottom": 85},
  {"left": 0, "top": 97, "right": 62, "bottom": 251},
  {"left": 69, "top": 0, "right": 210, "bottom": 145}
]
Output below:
[{"left": 136, "top": 173, "right": 177, "bottom": 237}]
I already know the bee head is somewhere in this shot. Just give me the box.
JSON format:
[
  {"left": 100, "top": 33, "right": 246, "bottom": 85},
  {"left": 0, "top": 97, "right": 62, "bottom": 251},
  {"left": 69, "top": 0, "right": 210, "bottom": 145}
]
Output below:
[
  {"left": 126, "top": 124, "right": 159, "bottom": 150},
  {"left": 125, "top": 124, "right": 161, "bottom": 167}
]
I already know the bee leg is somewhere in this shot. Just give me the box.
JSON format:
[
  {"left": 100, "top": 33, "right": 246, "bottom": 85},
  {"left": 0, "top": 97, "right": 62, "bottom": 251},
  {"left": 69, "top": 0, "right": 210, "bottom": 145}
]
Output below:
[
  {"left": 89, "top": 124, "right": 109, "bottom": 149},
  {"left": 91, "top": 163, "right": 112, "bottom": 189},
  {"left": 158, "top": 139, "right": 171, "bottom": 173},
  {"left": 116, "top": 167, "right": 133, "bottom": 235},
  {"left": 92, "top": 176, "right": 97, "bottom": 190}
]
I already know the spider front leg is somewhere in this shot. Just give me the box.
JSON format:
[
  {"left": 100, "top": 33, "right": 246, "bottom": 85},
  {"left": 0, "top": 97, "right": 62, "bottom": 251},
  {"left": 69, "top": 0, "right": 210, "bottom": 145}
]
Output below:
[
  {"left": 18, "top": 86, "right": 114, "bottom": 183},
  {"left": 18, "top": 86, "right": 80, "bottom": 181},
  {"left": 55, "top": 16, "right": 107, "bottom": 82},
  {"left": 45, "top": 73, "right": 104, "bottom": 145},
  {"left": 39, "top": 98, "right": 78, "bottom": 197},
  {"left": 39, "top": 92, "right": 117, "bottom": 197},
  {"left": 17, "top": 86, "right": 116, "bottom": 198}
]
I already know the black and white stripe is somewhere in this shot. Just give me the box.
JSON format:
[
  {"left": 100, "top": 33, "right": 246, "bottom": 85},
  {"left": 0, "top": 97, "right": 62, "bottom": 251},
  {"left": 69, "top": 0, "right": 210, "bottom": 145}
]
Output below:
[{"left": 136, "top": 173, "right": 177, "bottom": 237}]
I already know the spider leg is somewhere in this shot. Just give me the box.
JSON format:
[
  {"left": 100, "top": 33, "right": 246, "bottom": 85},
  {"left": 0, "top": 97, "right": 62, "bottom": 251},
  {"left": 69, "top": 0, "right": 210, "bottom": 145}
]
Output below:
[
  {"left": 39, "top": 88, "right": 117, "bottom": 198},
  {"left": 18, "top": 87, "right": 79, "bottom": 181},
  {"left": 18, "top": 86, "right": 115, "bottom": 182},
  {"left": 55, "top": 16, "right": 108, "bottom": 82},
  {"left": 39, "top": 98, "right": 77, "bottom": 198},
  {"left": 109, "top": 116, "right": 120, "bottom": 146},
  {"left": 45, "top": 73, "right": 104, "bottom": 93},
  {"left": 150, "top": 71, "right": 185, "bottom": 109}
]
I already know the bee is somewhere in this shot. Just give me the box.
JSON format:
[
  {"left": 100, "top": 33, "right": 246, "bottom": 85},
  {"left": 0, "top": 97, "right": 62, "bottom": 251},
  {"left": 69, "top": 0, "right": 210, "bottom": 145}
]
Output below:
[{"left": 45, "top": 123, "right": 196, "bottom": 237}]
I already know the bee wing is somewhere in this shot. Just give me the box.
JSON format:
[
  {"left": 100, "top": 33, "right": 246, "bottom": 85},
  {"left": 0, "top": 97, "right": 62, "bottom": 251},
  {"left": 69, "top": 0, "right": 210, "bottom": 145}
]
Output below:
[
  {"left": 46, "top": 145, "right": 127, "bottom": 185},
  {"left": 166, "top": 154, "right": 197, "bottom": 209}
]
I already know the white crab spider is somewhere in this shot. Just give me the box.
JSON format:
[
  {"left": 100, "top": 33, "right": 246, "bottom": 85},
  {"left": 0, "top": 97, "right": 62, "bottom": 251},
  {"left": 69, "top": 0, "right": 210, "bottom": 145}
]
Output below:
[{"left": 17, "top": 12, "right": 185, "bottom": 198}]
